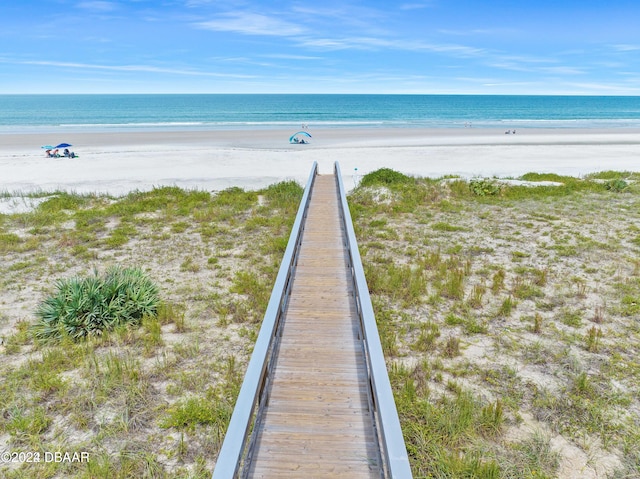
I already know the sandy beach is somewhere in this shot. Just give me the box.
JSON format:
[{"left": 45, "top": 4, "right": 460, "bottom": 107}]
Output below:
[
  {"left": 2, "top": 128, "right": 640, "bottom": 197},
  {"left": 2, "top": 127, "right": 640, "bottom": 478}
]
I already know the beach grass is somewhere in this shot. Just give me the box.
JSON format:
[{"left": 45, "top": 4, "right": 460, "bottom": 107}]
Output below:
[
  {"left": 1, "top": 170, "right": 640, "bottom": 477},
  {"left": 0, "top": 182, "right": 302, "bottom": 478},
  {"left": 350, "top": 169, "right": 640, "bottom": 478}
]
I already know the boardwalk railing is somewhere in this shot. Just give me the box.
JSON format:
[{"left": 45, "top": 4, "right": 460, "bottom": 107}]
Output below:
[
  {"left": 211, "top": 162, "right": 412, "bottom": 478},
  {"left": 211, "top": 162, "right": 318, "bottom": 479},
  {"left": 334, "top": 162, "right": 413, "bottom": 478}
]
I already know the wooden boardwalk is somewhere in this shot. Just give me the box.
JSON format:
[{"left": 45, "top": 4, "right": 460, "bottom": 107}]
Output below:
[{"left": 245, "top": 174, "right": 382, "bottom": 478}]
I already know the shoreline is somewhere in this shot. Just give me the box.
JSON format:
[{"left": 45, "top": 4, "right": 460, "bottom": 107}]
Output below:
[{"left": 2, "top": 127, "right": 640, "bottom": 196}]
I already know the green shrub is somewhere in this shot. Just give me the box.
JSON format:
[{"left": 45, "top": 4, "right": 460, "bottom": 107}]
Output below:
[
  {"left": 520, "top": 172, "right": 568, "bottom": 182},
  {"left": 585, "top": 170, "right": 633, "bottom": 180},
  {"left": 604, "top": 179, "right": 628, "bottom": 192},
  {"left": 160, "top": 395, "right": 232, "bottom": 431},
  {"left": 213, "top": 186, "right": 256, "bottom": 210},
  {"left": 469, "top": 178, "right": 501, "bottom": 196},
  {"left": 34, "top": 266, "right": 160, "bottom": 341},
  {"left": 359, "top": 168, "right": 414, "bottom": 187},
  {"left": 262, "top": 180, "right": 303, "bottom": 211},
  {"left": 37, "top": 192, "right": 92, "bottom": 213}
]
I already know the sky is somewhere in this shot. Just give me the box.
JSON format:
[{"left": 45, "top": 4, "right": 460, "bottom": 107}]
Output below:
[{"left": 1, "top": 0, "right": 639, "bottom": 94}]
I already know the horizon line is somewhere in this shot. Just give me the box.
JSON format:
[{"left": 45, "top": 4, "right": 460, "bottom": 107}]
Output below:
[{"left": 2, "top": 92, "right": 640, "bottom": 97}]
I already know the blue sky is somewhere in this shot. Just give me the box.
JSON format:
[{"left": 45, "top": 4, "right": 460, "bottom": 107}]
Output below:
[{"left": 1, "top": 0, "right": 639, "bottom": 94}]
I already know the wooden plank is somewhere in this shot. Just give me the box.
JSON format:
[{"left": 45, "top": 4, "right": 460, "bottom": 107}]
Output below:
[{"left": 245, "top": 174, "right": 381, "bottom": 479}]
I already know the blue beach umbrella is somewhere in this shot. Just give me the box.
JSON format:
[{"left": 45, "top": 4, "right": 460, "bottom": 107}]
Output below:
[
  {"left": 289, "top": 131, "right": 312, "bottom": 144},
  {"left": 55, "top": 143, "right": 72, "bottom": 148},
  {"left": 41, "top": 145, "right": 54, "bottom": 149}
]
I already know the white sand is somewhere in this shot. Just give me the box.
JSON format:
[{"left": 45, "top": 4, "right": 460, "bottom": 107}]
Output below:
[{"left": 1, "top": 128, "right": 639, "bottom": 197}]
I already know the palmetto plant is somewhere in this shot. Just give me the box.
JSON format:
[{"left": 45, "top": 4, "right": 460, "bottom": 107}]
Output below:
[{"left": 34, "top": 266, "right": 160, "bottom": 341}]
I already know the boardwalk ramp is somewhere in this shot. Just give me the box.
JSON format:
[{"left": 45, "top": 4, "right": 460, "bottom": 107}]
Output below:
[{"left": 212, "top": 162, "right": 412, "bottom": 479}]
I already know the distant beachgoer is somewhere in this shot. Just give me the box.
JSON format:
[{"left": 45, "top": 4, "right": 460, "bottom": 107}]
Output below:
[
  {"left": 45, "top": 149, "right": 52, "bottom": 157},
  {"left": 64, "top": 148, "right": 70, "bottom": 157}
]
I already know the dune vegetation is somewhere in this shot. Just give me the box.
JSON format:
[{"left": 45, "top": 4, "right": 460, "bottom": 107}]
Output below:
[
  {"left": 1, "top": 169, "right": 639, "bottom": 478},
  {"left": 350, "top": 169, "right": 640, "bottom": 479}
]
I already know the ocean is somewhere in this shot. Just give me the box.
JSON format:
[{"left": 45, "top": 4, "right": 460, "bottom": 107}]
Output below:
[{"left": 1, "top": 94, "right": 640, "bottom": 133}]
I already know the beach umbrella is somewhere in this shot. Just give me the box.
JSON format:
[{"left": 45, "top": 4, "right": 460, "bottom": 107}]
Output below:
[
  {"left": 55, "top": 143, "right": 72, "bottom": 148},
  {"left": 41, "top": 145, "right": 54, "bottom": 149},
  {"left": 289, "top": 131, "right": 312, "bottom": 144}
]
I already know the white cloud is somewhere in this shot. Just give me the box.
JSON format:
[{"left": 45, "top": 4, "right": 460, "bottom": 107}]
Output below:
[
  {"left": 421, "top": 43, "right": 485, "bottom": 57},
  {"left": 196, "top": 12, "right": 306, "bottom": 37},
  {"left": 289, "top": 3, "right": 388, "bottom": 31},
  {"left": 262, "top": 53, "right": 322, "bottom": 61},
  {"left": 8, "top": 59, "right": 254, "bottom": 78},
  {"left": 611, "top": 44, "right": 640, "bottom": 52},
  {"left": 540, "top": 66, "right": 586, "bottom": 76},
  {"left": 76, "top": 1, "right": 118, "bottom": 12},
  {"left": 298, "top": 35, "right": 486, "bottom": 58},
  {"left": 297, "top": 35, "right": 402, "bottom": 51},
  {"left": 297, "top": 38, "right": 353, "bottom": 50},
  {"left": 438, "top": 28, "right": 517, "bottom": 36},
  {"left": 399, "top": 2, "right": 435, "bottom": 10},
  {"left": 564, "top": 81, "right": 640, "bottom": 93}
]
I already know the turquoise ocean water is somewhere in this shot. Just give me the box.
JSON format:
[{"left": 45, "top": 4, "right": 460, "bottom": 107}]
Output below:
[{"left": 1, "top": 94, "right": 640, "bottom": 133}]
